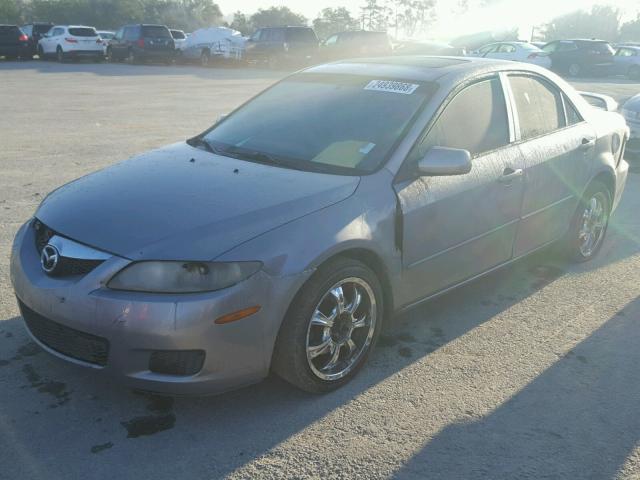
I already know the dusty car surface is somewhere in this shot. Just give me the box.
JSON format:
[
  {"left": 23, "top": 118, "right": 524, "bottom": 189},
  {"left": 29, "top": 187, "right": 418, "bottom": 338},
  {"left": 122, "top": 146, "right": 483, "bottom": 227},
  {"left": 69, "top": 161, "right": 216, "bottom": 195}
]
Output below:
[{"left": 10, "top": 57, "right": 629, "bottom": 396}]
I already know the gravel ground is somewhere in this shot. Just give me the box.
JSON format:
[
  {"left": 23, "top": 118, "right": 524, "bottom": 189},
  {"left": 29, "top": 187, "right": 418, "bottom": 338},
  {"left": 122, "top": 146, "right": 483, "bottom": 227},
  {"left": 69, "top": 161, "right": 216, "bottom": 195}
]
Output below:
[{"left": 0, "top": 61, "right": 639, "bottom": 480}]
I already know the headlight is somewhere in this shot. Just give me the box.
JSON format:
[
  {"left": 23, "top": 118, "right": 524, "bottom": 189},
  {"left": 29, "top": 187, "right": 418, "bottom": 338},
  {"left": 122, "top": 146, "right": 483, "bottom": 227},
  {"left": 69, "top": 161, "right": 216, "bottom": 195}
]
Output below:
[{"left": 107, "top": 261, "right": 262, "bottom": 293}]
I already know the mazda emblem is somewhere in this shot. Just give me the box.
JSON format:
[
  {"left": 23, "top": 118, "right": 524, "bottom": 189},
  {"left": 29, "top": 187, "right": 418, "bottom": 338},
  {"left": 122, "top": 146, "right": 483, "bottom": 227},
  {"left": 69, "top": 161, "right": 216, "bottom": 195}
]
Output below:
[{"left": 41, "top": 244, "right": 60, "bottom": 274}]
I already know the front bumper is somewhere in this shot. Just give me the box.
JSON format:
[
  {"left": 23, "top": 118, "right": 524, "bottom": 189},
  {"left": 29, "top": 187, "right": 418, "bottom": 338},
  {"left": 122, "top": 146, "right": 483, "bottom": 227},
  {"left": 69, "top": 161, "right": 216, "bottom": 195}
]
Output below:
[{"left": 10, "top": 221, "right": 309, "bottom": 395}]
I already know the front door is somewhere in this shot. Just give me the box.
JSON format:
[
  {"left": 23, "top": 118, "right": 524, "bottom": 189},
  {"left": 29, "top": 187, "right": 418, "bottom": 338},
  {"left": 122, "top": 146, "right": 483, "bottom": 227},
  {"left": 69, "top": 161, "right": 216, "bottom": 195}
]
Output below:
[{"left": 395, "top": 76, "right": 525, "bottom": 308}]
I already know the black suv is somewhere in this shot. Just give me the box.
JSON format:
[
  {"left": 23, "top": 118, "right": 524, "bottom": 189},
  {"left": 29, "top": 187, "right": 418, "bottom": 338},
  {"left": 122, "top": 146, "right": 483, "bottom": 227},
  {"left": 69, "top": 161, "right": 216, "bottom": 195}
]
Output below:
[
  {"left": 107, "top": 24, "right": 175, "bottom": 64},
  {"left": 21, "top": 22, "right": 53, "bottom": 56},
  {"left": 320, "top": 31, "right": 392, "bottom": 61},
  {"left": 0, "top": 25, "right": 30, "bottom": 59},
  {"left": 542, "top": 39, "right": 615, "bottom": 77},
  {"left": 245, "top": 26, "right": 318, "bottom": 68}
]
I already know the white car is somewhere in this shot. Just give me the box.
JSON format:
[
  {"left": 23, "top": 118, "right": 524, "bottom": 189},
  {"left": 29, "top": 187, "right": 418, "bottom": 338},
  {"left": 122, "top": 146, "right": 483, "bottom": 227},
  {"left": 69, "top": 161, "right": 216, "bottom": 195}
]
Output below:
[
  {"left": 170, "top": 29, "right": 187, "bottom": 51},
  {"left": 472, "top": 41, "right": 552, "bottom": 69},
  {"left": 97, "top": 30, "right": 115, "bottom": 55},
  {"left": 38, "top": 25, "right": 104, "bottom": 62}
]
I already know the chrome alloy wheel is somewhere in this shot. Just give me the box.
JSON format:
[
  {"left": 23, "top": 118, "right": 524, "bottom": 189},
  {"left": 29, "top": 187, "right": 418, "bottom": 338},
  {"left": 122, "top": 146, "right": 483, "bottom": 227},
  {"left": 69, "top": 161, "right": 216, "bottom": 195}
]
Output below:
[
  {"left": 306, "top": 277, "right": 377, "bottom": 381},
  {"left": 578, "top": 192, "right": 608, "bottom": 257}
]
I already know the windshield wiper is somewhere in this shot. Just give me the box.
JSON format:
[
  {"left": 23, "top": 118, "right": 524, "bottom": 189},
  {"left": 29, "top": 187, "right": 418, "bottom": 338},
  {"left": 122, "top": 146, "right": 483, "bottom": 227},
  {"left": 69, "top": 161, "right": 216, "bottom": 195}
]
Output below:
[
  {"left": 223, "top": 146, "right": 289, "bottom": 167},
  {"left": 187, "top": 136, "right": 219, "bottom": 154}
]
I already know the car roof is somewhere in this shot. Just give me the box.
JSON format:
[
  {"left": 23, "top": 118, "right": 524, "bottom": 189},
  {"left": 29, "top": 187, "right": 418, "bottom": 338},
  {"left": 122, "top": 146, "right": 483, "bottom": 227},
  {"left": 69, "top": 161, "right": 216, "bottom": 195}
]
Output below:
[{"left": 304, "top": 56, "right": 547, "bottom": 83}]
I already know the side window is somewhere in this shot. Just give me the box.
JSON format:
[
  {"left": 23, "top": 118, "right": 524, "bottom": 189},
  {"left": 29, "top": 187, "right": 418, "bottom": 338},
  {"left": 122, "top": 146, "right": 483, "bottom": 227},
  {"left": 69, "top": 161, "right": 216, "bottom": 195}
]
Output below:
[
  {"left": 563, "top": 94, "right": 583, "bottom": 125},
  {"left": 413, "top": 77, "right": 510, "bottom": 159},
  {"left": 498, "top": 44, "right": 516, "bottom": 53},
  {"left": 479, "top": 44, "right": 496, "bottom": 55},
  {"left": 272, "top": 29, "right": 285, "bottom": 42},
  {"left": 114, "top": 28, "right": 123, "bottom": 40},
  {"left": 250, "top": 30, "right": 262, "bottom": 41},
  {"left": 542, "top": 42, "right": 556, "bottom": 53},
  {"left": 325, "top": 34, "right": 338, "bottom": 45},
  {"left": 124, "top": 27, "right": 137, "bottom": 41},
  {"left": 557, "top": 42, "right": 577, "bottom": 52},
  {"left": 510, "top": 75, "right": 566, "bottom": 139}
]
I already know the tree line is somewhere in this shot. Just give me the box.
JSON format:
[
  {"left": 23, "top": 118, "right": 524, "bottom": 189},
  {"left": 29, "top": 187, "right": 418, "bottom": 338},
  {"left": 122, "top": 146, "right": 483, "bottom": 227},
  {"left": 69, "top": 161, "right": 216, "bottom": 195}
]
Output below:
[{"left": 1, "top": 0, "right": 640, "bottom": 43}]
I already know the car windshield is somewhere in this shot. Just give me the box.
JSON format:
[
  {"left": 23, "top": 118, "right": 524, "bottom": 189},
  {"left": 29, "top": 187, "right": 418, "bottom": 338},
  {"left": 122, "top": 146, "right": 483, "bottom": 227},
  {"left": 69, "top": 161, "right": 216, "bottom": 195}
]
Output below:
[
  {"left": 142, "top": 26, "right": 171, "bottom": 38},
  {"left": 171, "top": 30, "right": 186, "bottom": 39},
  {"left": 69, "top": 27, "right": 97, "bottom": 37},
  {"left": 201, "top": 74, "right": 435, "bottom": 174}
]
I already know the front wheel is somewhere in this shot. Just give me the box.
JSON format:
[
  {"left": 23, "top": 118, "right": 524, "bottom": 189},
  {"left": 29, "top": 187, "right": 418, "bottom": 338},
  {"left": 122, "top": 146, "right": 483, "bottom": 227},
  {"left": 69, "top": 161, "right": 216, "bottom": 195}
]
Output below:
[
  {"left": 56, "top": 46, "right": 65, "bottom": 62},
  {"left": 272, "top": 257, "right": 384, "bottom": 393},
  {"left": 200, "top": 49, "right": 210, "bottom": 67},
  {"left": 568, "top": 63, "right": 581, "bottom": 77},
  {"left": 563, "top": 181, "right": 611, "bottom": 262}
]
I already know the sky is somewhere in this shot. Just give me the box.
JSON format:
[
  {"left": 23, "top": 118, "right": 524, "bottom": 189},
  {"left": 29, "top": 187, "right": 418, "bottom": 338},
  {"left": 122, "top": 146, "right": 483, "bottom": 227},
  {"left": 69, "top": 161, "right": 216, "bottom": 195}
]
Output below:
[{"left": 216, "top": 0, "right": 640, "bottom": 40}]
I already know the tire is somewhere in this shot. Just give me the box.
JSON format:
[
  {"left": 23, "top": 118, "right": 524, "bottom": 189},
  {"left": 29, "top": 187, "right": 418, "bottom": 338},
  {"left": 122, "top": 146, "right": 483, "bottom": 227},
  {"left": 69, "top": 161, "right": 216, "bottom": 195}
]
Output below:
[
  {"left": 562, "top": 181, "right": 611, "bottom": 263},
  {"left": 272, "top": 257, "right": 384, "bottom": 393},
  {"left": 56, "top": 46, "right": 65, "bottom": 63},
  {"left": 568, "top": 63, "right": 581, "bottom": 77},
  {"left": 126, "top": 49, "right": 138, "bottom": 64},
  {"left": 200, "top": 49, "right": 210, "bottom": 67},
  {"left": 267, "top": 54, "right": 280, "bottom": 70},
  {"left": 106, "top": 47, "right": 114, "bottom": 62}
]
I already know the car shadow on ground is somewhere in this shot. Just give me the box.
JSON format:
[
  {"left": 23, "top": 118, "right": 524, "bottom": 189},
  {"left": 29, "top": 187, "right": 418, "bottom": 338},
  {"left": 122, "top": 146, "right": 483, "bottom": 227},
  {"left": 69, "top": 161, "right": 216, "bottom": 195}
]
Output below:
[
  {"left": 0, "top": 228, "right": 638, "bottom": 479},
  {"left": 392, "top": 294, "right": 640, "bottom": 480}
]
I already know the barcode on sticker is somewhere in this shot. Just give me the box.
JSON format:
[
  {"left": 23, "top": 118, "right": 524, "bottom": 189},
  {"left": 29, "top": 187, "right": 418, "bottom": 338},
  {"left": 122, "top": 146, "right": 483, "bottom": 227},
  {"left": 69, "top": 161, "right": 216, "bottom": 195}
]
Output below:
[{"left": 364, "top": 80, "right": 419, "bottom": 95}]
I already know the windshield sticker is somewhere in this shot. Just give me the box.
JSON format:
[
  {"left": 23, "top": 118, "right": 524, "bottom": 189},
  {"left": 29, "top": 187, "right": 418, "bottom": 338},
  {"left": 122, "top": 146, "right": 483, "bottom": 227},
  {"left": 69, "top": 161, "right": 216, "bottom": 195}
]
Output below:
[
  {"left": 359, "top": 143, "right": 376, "bottom": 155},
  {"left": 364, "top": 80, "right": 420, "bottom": 95}
]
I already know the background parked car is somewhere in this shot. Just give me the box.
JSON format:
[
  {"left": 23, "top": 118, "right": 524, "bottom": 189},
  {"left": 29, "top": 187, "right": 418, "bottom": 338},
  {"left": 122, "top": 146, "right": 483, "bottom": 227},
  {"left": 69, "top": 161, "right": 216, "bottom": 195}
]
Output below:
[
  {"left": 393, "top": 41, "right": 465, "bottom": 56},
  {"left": 107, "top": 24, "right": 175, "bottom": 64},
  {"left": 621, "top": 93, "right": 640, "bottom": 157},
  {"left": 610, "top": 45, "right": 640, "bottom": 79},
  {"left": 170, "top": 29, "right": 187, "bottom": 51},
  {"left": 244, "top": 26, "right": 318, "bottom": 69},
  {"left": 182, "top": 26, "right": 245, "bottom": 66},
  {"left": 319, "top": 30, "right": 392, "bottom": 61},
  {"left": 38, "top": 25, "right": 104, "bottom": 62},
  {"left": 21, "top": 22, "right": 53, "bottom": 57},
  {"left": 0, "top": 25, "right": 30, "bottom": 60},
  {"left": 542, "top": 39, "right": 615, "bottom": 77},
  {"left": 471, "top": 41, "right": 552, "bottom": 68},
  {"left": 97, "top": 30, "right": 114, "bottom": 55}
]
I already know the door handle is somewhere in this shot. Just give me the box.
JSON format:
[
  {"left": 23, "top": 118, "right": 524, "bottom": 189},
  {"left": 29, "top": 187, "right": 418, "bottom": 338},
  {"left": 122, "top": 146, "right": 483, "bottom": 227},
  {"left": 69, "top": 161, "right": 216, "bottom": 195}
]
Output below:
[
  {"left": 580, "top": 137, "right": 596, "bottom": 150},
  {"left": 498, "top": 167, "right": 523, "bottom": 185}
]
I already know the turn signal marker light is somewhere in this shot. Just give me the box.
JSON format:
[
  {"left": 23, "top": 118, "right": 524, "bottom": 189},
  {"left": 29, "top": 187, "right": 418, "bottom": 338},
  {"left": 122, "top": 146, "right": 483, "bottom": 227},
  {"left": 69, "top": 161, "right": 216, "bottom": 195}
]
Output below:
[{"left": 215, "top": 306, "right": 261, "bottom": 325}]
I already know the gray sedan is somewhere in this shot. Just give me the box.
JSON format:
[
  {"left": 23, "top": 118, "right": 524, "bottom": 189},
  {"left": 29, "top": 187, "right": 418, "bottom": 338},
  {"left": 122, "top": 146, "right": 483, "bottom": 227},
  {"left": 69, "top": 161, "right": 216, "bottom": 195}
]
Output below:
[{"left": 10, "top": 57, "right": 629, "bottom": 395}]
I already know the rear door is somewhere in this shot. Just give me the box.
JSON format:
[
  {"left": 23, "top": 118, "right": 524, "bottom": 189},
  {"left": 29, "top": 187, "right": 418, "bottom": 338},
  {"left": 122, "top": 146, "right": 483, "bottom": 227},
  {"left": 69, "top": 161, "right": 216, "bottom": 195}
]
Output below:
[
  {"left": 394, "top": 75, "right": 526, "bottom": 306},
  {"left": 507, "top": 73, "right": 595, "bottom": 256},
  {"left": 613, "top": 47, "right": 636, "bottom": 75},
  {"left": 0, "top": 26, "right": 20, "bottom": 51}
]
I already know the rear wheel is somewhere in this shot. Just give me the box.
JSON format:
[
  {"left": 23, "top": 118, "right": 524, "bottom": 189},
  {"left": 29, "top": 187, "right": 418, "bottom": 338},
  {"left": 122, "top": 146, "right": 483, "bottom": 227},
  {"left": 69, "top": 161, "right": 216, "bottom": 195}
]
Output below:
[
  {"left": 563, "top": 181, "right": 611, "bottom": 262},
  {"left": 272, "top": 257, "right": 384, "bottom": 393},
  {"left": 106, "top": 47, "right": 114, "bottom": 62},
  {"left": 200, "top": 49, "right": 210, "bottom": 67},
  {"left": 37, "top": 46, "right": 45, "bottom": 60},
  {"left": 568, "top": 63, "right": 581, "bottom": 77},
  {"left": 126, "top": 49, "right": 139, "bottom": 64}
]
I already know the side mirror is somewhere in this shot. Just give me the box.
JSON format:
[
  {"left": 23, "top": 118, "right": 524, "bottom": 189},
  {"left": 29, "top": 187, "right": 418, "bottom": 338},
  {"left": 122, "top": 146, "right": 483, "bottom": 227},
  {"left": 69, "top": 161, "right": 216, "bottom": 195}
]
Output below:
[{"left": 417, "top": 147, "right": 472, "bottom": 176}]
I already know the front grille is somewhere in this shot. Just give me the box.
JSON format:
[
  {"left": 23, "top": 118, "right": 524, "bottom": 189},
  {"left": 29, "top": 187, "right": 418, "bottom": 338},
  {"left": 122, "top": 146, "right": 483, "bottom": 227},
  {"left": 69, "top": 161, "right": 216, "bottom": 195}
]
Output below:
[
  {"left": 149, "top": 350, "right": 205, "bottom": 376},
  {"left": 19, "top": 300, "right": 109, "bottom": 366},
  {"left": 33, "top": 219, "right": 104, "bottom": 277}
]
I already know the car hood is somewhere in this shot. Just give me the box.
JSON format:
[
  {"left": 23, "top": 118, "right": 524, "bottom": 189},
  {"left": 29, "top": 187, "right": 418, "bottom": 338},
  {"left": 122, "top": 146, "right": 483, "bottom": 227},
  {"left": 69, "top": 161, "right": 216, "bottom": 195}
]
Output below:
[{"left": 36, "top": 143, "right": 360, "bottom": 261}]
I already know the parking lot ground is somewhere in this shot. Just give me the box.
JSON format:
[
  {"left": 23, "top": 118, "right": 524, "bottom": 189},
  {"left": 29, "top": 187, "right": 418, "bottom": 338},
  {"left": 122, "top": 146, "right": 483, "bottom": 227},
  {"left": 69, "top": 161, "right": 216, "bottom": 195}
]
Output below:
[{"left": 1, "top": 61, "right": 640, "bottom": 479}]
